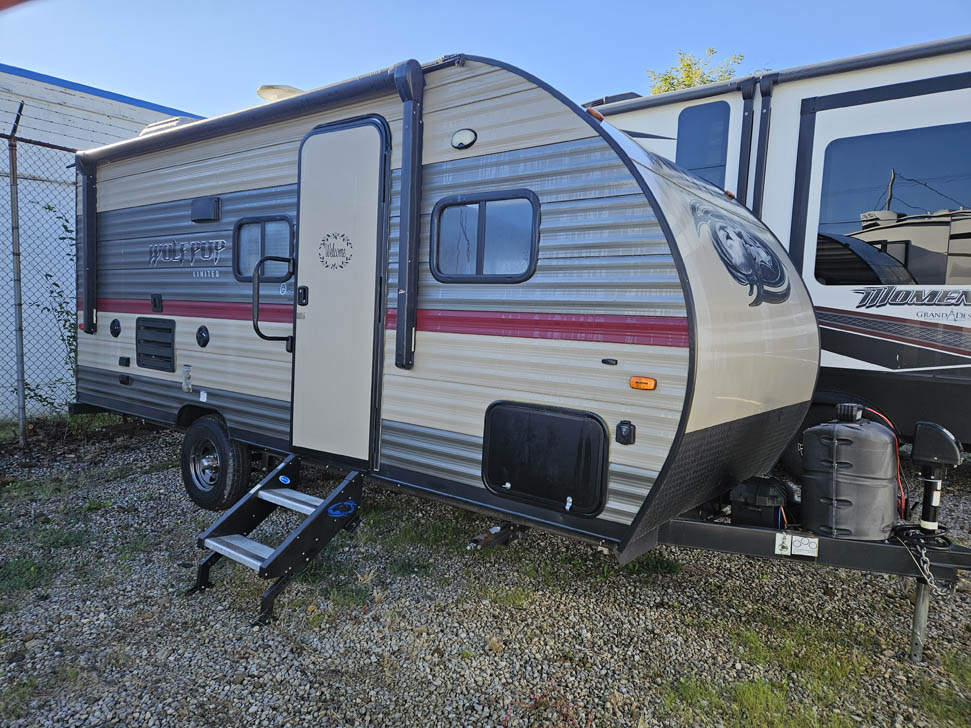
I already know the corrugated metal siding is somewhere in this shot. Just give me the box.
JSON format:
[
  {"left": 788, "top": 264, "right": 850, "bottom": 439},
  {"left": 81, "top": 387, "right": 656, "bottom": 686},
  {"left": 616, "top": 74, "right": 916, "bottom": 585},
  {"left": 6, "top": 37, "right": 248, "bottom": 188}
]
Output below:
[
  {"left": 95, "top": 185, "right": 297, "bottom": 304},
  {"left": 94, "top": 60, "right": 595, "bottom": 212},
  {"left": 77, "top": 365, "right": 290, "bottom": 444},
  {"left": 79, "top": 312, "right": 293, "bottom": 402},
  {"left": 379, "top": 420, "right": 654, "bottom": 525},
  {"left": 388, "top": 137, "right": 685, "bottom": 317}
]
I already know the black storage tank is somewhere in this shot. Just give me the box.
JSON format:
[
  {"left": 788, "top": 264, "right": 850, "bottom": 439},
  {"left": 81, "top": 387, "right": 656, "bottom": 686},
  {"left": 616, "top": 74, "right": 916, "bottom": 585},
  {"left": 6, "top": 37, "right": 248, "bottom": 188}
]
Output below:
[{"left": 801, "top": 404, "right": 898, "bottom": 540}]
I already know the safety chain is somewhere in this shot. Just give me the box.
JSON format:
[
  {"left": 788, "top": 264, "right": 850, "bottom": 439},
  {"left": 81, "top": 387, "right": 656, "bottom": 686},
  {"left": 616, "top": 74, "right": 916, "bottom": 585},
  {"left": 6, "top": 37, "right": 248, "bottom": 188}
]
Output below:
[{"left": 893, "top": 530, "right": 957, "bottom": 599}]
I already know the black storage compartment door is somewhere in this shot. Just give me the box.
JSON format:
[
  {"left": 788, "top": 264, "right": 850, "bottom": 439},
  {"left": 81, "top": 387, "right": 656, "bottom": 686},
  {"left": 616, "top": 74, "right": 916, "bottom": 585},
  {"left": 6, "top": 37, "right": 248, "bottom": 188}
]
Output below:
[
  {"left": 482, "top": 401, "right": 609, "bottom": 516},
  {"left": 135, "top": 317, "right": 176, "bottom": 372}
]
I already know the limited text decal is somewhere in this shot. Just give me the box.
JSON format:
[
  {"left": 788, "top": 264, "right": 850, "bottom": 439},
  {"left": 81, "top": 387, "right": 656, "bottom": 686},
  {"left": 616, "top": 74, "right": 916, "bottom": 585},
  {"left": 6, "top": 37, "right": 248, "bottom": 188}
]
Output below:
[{"left": 853, "top": 286, "right": 971, "bottom": 309}]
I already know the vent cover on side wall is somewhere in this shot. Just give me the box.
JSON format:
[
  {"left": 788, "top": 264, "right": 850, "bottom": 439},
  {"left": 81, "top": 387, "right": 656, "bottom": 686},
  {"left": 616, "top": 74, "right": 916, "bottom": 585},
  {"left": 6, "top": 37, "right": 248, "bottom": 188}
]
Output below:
[
  {"left": 482, "top": 401, "right": 609, "bottom": 517},
  {"left": 135, "top": 317, "right": 176, "bottom": 372}
]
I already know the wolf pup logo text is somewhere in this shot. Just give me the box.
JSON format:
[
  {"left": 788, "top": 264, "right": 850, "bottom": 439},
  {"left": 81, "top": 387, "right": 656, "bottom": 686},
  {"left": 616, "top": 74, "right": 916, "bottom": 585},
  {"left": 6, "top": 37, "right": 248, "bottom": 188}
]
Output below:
[
  {"left": 318, "top": 233, "right": 353, "bottom": 270},
  {"left": 690, "top": 202, "right": 790, "bottom": 306},
  {"left": 149, "top": 239, "right": 226, "bottom": 279}
]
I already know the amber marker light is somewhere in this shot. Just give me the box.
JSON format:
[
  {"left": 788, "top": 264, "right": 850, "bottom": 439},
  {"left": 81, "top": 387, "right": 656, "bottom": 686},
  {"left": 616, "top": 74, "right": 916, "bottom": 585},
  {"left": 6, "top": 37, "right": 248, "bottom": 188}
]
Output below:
[
  {"left": 630, "top": 376, "right": 657, "bottom": 391},
  {"left": 586, "top": 107, "right": 605, "bottom": 122}
]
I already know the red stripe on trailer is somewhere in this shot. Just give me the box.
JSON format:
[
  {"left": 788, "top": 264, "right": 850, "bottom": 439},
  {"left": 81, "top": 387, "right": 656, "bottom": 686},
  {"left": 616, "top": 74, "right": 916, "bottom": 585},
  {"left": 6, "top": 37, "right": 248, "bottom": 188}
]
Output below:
[
  {"left": 386, "top": 309, "right": 690, "bottom": 347},
  {"left": 86, "top": 298, "right": 294, "bottom": 323},
  {"left": 87, "top": 298, "right": 690, "bottom": 346}
]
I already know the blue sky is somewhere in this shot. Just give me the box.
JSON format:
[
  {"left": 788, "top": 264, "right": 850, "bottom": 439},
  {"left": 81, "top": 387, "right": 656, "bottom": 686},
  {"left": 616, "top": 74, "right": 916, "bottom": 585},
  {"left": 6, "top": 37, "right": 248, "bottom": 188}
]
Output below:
[{"left": 1, "top": 0, "right": 969, "bottom": 118}]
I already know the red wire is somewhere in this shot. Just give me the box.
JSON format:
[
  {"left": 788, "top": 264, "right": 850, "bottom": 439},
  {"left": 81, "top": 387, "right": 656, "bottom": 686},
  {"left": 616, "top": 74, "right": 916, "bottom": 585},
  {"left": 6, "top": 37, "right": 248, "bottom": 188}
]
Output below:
[{"left": 865, "top": 407, "right": 905, "bottom": 519}]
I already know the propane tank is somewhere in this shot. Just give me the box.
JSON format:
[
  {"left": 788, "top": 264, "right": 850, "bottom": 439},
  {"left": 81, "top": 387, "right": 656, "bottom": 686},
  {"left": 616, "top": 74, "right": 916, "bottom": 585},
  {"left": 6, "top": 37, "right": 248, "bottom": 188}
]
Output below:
[{"left": 801, "top": 403, "right": 898, "bottom": 540}]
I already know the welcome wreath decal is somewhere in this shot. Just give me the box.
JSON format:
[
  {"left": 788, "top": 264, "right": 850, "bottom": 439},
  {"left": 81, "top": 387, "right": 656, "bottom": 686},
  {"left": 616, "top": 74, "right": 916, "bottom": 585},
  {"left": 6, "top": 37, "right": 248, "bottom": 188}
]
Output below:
[{"left": 318, "top": 232, "right": 354, "bottom": 270}]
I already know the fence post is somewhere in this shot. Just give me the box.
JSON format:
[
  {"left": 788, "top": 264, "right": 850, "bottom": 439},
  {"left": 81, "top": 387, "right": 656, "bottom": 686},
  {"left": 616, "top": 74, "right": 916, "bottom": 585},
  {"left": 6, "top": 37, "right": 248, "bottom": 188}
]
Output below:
[{"left": 6, "top": 102, "right": 27, "bottom": 447}]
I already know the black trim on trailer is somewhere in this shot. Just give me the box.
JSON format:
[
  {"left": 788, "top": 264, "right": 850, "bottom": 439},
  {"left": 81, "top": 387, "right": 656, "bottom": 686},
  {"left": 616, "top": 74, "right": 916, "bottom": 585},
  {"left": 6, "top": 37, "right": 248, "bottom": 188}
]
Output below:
[
  {"left": 394, "top": 60, "right": 425, "bottom": 370},
  {"left": 772, "top": 33, "right": 971, "bottom": 85},
  {"left": 657, "top": 518, "right": 970, "bottom": 582},
  {"left": 735, "top": 77, "right": 757, "bottom": 206},
  {"left": 289, "top": 114, "right": 392, "bottom": 471},
  {"left": 594, "top": 34, "right": 971, "bottom": 119},
  {"left": 373, "top": 464, "right": 626, "bottom": 546},
  {"left": 751, "top": 72, "right": 777, "bottom": 220},
  {"left": 231, "top": 215, "right": 295, "bottom": 283},
  {"left": 595, "top": 75, "right": 759, "bottom": 116},
  {"left": 76, "top": 156, "right": 97, "bottom": 334},
  {"left": 788, "top": 71, "right": 971, "bottom": 275},
  {"left": 428, "top": 189, "right": 540, "bottom": 284}
]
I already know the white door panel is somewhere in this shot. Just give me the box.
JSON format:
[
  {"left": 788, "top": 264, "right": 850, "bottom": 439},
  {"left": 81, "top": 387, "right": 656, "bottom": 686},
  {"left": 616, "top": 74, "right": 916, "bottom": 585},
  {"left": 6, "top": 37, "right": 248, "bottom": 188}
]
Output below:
[{"left": 291, "top": 120, "right": 385, "bottom": 460}]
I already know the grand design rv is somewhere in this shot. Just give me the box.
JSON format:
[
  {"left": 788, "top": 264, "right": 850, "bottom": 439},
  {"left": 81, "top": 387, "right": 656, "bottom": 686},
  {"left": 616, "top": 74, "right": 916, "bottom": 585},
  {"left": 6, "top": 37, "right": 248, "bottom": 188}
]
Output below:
[
  {"left": 72, "top": 55, "right": 971, "bottom": 649},
  {"left": 590, "top": 35, "right": 971, "bottom": 464}
]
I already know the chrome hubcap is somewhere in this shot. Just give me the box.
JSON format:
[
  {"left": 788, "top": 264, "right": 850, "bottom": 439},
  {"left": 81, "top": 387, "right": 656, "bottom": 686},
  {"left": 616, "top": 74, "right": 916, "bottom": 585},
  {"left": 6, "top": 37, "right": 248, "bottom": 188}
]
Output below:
[{"left": 190, "top": 440, "right": 220, "bottom": 492}]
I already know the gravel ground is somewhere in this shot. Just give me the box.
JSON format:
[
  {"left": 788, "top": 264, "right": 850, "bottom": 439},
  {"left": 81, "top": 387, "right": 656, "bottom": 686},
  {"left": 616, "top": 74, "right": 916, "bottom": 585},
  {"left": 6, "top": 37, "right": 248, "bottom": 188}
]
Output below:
[{"left": 1, "top": 420, "right": 970, "bottom": 727}]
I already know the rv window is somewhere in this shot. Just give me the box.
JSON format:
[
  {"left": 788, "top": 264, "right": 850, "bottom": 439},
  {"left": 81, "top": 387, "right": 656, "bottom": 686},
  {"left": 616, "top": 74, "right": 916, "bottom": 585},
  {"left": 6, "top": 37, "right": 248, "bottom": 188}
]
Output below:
[
  {"left": 233, "top": 216, "right": 294, "bottom": 282},
  {"left": 675, "top": 101, "right": 730, "bottom": 188},
  {"left": 815, "top": 121, "right": 971, "bottom": 286},
  {"left": 431, "top": 190, "right": 540, "bottom": 283}
]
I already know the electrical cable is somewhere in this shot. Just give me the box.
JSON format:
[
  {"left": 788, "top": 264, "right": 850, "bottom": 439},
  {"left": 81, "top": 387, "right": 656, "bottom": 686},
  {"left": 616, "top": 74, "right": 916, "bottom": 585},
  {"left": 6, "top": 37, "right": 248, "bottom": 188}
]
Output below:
[{"left": 864, "top": 407, "right": 906, "bottom": 519}]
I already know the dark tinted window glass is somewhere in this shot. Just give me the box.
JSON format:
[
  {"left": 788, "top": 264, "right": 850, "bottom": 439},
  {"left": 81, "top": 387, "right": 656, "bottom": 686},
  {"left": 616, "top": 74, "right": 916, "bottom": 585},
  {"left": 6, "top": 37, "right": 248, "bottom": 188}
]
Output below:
[
  {"left": 234, "top": 217, "right": 293, "bottom": 281},
  {"left": 237, "top": 223, "right": 262, "bottom": 279},
  {"left": 438, "top": 204, "right": 479, "bottom": 275},
  {"left": 483, "top": 199, "right": 534, "bottom": 275},
  {"left": 816, "top": 122, "right": 971, "bottom": 285},
  {"left": 433, "top": 193, "right": 537, "bottom": 282},
  {"left": 676, "top": 101, "right": 730, "bottom": 188}
]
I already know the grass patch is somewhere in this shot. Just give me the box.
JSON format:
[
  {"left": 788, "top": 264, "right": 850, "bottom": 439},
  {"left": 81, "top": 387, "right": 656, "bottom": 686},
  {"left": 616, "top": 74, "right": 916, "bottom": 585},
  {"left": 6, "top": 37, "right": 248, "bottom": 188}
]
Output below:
[
  {"left": 0, "top": 677, "right": 39, "bottom": 718},
  {"left": 327, "top": 583, "right": 370, "bottom": 609},
  {"left": 0, "top": 557, "right": 59, "bottom": 590},
  {"left": 388, "top": 553, "right": 432, "bottom": 577},
  {"left": 732, "top": 626, "right": 769, "bottom": 664},
  {"left": 659, "top": 676, "right": 851, "bottom": 728},
  {"left": 485, "top": 586, "right": 531, "bottom": 608},
  {"left": 33, "top": 526, "right": 90, "bottom": 549},
  {"left": 296, "top": 547, "right": 352, "bottom": 584},
  {"left": 625, "top": 550, "right": 682, "bottom": 576},
  {"left": 906, "top": 650, "right": 971, "bottom": 726}
]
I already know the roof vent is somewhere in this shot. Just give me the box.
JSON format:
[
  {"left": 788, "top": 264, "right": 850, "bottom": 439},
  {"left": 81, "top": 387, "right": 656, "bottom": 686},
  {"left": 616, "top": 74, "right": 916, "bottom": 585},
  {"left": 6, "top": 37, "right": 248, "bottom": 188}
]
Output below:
[{"left": 138, "top": 116, "right": 201, "bottom": 137}]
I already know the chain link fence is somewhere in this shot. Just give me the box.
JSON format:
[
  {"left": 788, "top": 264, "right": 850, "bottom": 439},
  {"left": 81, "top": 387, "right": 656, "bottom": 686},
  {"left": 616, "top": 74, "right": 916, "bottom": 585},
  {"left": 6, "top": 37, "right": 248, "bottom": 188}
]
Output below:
[{"left": 1, "top": 135, "right": 78, "bottom": 434}]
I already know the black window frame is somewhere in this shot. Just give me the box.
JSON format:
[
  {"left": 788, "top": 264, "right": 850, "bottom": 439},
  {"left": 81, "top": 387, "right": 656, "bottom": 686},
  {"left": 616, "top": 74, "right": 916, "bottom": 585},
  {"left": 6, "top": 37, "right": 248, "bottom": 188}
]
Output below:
[
  {"left": 675, "top": 100, "right": 731, "bottom": 189},
  {"left": 232, "top": 214, "right": 295, "bottom": 283},
  {"left": 429, "top": 189, "right": 540, "bottom": 284}
]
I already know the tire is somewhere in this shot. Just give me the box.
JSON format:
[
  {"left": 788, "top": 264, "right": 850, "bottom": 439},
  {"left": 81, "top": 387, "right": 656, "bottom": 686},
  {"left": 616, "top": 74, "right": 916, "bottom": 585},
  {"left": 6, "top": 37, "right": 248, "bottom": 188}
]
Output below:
[
  {"left": 180, "top": 415, "right": 250, "bottom": 511},
  {"left": 779, "top": 405, "right": 834, "bottom": 479}
]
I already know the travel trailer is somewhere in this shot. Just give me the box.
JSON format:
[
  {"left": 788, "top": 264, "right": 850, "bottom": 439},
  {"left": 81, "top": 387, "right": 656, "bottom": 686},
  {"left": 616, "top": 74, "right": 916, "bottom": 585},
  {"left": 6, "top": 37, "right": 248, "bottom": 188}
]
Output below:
[
  {"left": 72, "top": 55, "right": 970, "bottom": 656},
  {"left": 73, "top": 53, "right": 817, "bottom": 556},
  {"left": 590, "top": 35, "right": 971, "bottom": 463}
]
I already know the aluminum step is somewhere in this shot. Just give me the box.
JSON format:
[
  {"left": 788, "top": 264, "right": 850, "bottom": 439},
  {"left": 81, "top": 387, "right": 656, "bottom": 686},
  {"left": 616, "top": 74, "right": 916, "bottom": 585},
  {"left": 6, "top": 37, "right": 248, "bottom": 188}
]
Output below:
[
  {"left": 258, "top": 487, "right": 324, "bottom": 515},
  {"left": 203, "top": 534, "right": 274, "bottom": 571}
]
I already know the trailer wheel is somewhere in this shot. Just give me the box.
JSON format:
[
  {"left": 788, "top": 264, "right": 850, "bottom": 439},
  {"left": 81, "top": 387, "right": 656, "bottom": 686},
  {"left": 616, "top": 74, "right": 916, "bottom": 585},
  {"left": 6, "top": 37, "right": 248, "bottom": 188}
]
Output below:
[
  {"left": 181, "top": 415, "right": 250, "bottom": 511},
  {"left": 779, "top": 405, "right": 833, "bottom": 479}
]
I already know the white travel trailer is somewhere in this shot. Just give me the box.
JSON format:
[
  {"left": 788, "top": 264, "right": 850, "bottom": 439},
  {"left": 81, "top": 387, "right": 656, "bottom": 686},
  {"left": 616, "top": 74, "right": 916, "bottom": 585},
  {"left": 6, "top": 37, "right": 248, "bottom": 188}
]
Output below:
[
  {"left": 590, "top": 35, "right": 971, "bottom": 462},
  {"left": 72, "top": 56, "right": 971, "bottom": 651},
  {"left": 72, "top": 55, "right": 821, "bottom": 614}
]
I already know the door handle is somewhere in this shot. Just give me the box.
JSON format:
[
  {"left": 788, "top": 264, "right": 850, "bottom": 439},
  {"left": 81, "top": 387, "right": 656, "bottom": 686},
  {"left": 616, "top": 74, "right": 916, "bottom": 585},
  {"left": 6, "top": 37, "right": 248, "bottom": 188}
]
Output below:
[
  {"left": 252, "top": 255, "right": 295, "bottom": 352},
  {"left": 297, "top": 286, "right": 309, "bottom": 306}
]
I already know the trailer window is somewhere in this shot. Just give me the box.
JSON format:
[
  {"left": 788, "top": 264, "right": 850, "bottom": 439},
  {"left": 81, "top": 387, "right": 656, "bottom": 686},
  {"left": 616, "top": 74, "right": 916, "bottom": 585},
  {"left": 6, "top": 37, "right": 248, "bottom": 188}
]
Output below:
[
  {"left": 233, "top": 216, "right": 294, "bottom": 282},
  {"left": 676, "top": 101, "right": 730, "bottom": 188},
  {"left": 814, "top": 122, "right": 971, "bottom": 285},
  {"left": 431, "top": 190, "right": 540, "bottom": 283}
]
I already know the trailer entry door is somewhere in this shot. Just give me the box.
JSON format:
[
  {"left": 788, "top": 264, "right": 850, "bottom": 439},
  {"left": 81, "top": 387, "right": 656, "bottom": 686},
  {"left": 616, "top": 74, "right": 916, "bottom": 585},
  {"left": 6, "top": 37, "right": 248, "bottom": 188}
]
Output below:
[{"left": 290, "top": 117, "right": 389, "bottom": 465}]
